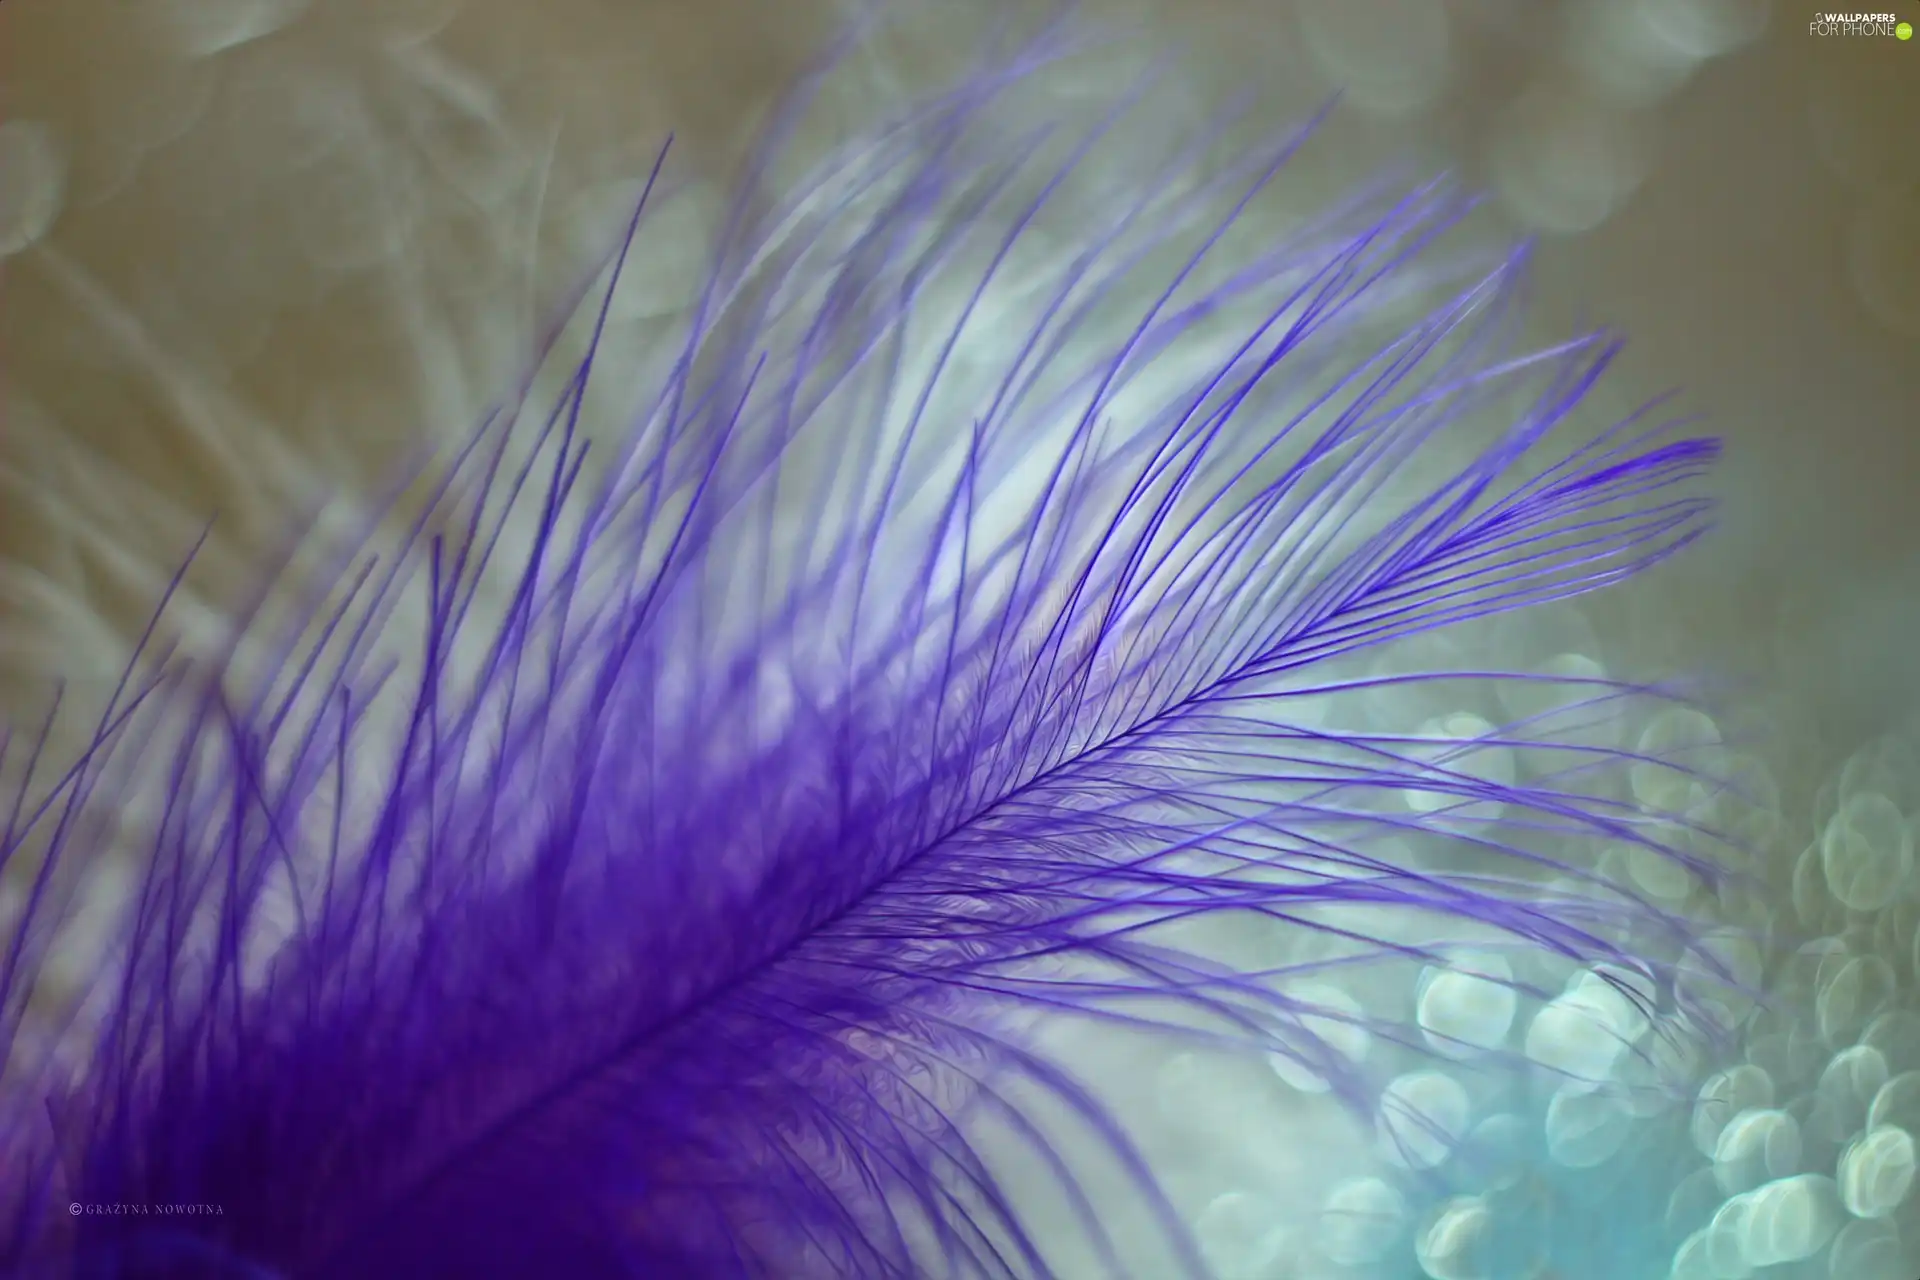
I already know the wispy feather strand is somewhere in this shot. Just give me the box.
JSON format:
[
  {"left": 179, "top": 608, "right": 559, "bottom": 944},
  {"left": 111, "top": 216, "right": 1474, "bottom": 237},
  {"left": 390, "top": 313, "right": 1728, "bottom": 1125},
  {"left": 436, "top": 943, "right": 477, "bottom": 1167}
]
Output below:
[{"left": 0, "top": 25, "right": 1731, "bottom": 1280}]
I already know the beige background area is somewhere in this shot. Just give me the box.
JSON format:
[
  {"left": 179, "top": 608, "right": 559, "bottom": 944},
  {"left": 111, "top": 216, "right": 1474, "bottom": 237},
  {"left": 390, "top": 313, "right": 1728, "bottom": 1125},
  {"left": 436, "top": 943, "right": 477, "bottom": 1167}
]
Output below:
[
  {"left": 0, "top": 7, "right": 1912, "bottom": 857},
  {"left": 0, "top": 0, "right": 839, "bottom": 717},
  {"left": 0, "top": 4, "right": 1914, "bottom": 1275},
  {"left": 2, "top": 0, "right": 1914, "bottom": 773}
]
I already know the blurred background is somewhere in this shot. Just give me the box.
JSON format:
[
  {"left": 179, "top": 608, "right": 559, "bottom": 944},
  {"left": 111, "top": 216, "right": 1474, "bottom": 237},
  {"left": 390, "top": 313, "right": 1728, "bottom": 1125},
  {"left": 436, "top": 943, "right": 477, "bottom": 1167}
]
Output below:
[
  {"left": 4, "top": 0, "right": 1914, "bottom": 779},
  {"left": 1, "top": 1, "right": 1916, "bottom": 1276}
]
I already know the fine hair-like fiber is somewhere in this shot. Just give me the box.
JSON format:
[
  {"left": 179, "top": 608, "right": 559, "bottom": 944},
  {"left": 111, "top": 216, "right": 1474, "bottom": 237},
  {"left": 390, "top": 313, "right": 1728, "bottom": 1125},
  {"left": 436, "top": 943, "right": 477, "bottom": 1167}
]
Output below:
[{"left": 1, "top": 16, "right": 1734, "bottom": 1279}]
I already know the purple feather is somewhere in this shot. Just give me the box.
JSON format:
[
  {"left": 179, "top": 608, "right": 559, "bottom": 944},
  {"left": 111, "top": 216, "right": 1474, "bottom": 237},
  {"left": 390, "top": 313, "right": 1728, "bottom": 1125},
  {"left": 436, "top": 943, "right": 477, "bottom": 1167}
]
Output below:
[{"left": 0, "top": 22, "right": 1730, "bottom": 1280}]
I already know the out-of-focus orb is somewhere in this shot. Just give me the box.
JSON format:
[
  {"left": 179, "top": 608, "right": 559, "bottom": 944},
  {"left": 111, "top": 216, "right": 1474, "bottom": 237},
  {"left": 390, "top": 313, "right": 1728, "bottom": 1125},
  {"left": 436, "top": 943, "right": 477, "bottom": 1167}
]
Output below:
[
  {"left": 1629, "top": 830, "right": 1698, "bottom": 901},
  {"left": 1269, "top": 981, "right": 1371, "bottom": 1094},
  {"left": 1565, "top": 0, "right": 1705, "bottom": 106},
  {"left": 1194, "top": 1191, "right": 1292, "bottom": 1280},
  {"left": 1813, "top": 1044, "right": 1891, "bottom": 1143},
  {"left": 1711, "top": 1107, "right": 1799, "bottom": 1194},
  {"left": 1692, "top": 1064, "right": 1775, "bottom": 1157},
  {"left": 1818, "top": 954, "right": 1898, "bottom": 1042},
  {"left": 1545, "top": 1085, "right": 1633, "bottom": 1168},
  {"left": 1734, "top": 1174, "right": 1844, "bottom": 1268},
  {"left": 1414, "top": 1195, "right": 1493, "bottom": 1280},
  {"left": 1862, "top": 1012, "right": 1920, "bottom": 1074},
  {"left": 1418, "top": 953, "right": 1518, "bottom": 1056},
  {"left": 1828, "top": 1218, "right": 1914, "bottom": 1280},
  {"left": 1821, "top": 792, "right": 1913, "bottom": 912},
  {"left": 1377, "top": 1070, "right": 1470, "bottom": 1170},
  {"left": 1526, "top": 971, "right": 1650, "bottom": 1085},
  {"left": 1869, "top": 1071, "right": 1920, "bottom": 1133},
  {"left": 1498, "top": 650, "right": 1612, "bottom": 730},
  {"left": 1406, "top": 712, "right": 1516, "bottom": 815},
  {"left": 1838, "top": 1125, "right": 1918, "bottom": 1219},
  {"left": 1490, "top": 82, "right": 1652, "bottom": 235},
  {"left": 1319, "top": 1175, "right": 1407, "bottom": 1265},
  {"left": 1464, "top": 1113, "right": 1530, "bottom": 1190},
  {"left": 1668, "top": 1224, "right": 1716, "bottom": 1279},
  {"left": 1631, "top": 708, "right": 1723, "bottom": 812}
]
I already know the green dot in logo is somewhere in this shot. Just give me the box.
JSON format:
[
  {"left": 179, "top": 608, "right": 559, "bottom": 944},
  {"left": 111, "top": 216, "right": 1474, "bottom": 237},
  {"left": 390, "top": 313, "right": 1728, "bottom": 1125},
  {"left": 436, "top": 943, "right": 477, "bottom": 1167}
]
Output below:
[{"left": 1899, "top": 20, "right": 1915, "bottom": 39}]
